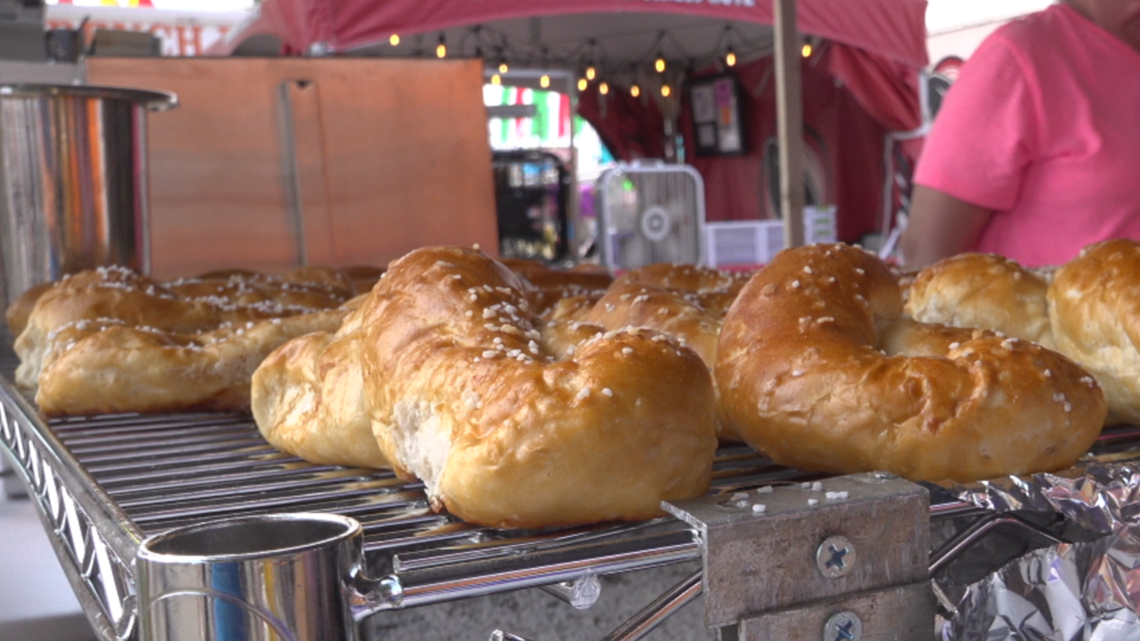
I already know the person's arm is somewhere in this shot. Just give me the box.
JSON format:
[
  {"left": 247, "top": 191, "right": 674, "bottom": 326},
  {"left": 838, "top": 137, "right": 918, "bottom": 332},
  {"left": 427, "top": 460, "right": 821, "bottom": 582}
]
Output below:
[{"left": 899, "top": 185, "right": 993, "bottom": 268}]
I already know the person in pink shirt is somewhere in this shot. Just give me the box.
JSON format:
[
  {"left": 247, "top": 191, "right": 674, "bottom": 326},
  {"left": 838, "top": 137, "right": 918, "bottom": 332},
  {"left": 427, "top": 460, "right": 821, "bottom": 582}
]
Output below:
[{"left": 900, "top": 0, "right": 1140, "bottom": 268}]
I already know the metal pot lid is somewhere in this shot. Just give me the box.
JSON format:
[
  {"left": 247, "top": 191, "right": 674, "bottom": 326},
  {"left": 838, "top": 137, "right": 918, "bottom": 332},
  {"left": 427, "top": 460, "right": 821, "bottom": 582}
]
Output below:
[{"left": 0, "top": 83, "right": 178, "bottom": 111}]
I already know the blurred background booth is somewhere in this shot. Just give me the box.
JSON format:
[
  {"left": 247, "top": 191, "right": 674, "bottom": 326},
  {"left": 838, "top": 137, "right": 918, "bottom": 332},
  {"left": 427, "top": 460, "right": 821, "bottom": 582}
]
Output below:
[{"left": 208, "top": 0, "right": 931, "bottom": 267}]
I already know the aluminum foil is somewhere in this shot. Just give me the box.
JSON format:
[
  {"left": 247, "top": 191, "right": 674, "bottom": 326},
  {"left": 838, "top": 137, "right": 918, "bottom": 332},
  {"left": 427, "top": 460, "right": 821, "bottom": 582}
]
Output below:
[{"left": 939, "top": 456, "right": 1140, "bottom": 640}]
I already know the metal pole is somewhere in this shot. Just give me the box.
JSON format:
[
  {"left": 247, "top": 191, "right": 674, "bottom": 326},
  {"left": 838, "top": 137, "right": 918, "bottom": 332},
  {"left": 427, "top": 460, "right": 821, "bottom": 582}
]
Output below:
[
  {"left": 773, "top": 0, "right": 805, "bottom": 249},
  {"left": 600, "top": 570, "right": 702, "bottom": 641}
]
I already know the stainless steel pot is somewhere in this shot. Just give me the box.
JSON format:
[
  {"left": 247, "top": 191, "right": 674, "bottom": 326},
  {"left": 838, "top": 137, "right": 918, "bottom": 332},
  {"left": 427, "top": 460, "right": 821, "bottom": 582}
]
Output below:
[{"left": 0, "top": 84, "right": 177, "bottom": 321}]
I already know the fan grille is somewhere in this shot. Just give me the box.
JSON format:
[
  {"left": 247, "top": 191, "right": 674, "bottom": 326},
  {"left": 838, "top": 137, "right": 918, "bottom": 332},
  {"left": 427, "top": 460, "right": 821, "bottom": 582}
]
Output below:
[{"left": 598, "top": 163, "right": 705, "bottom": 271}]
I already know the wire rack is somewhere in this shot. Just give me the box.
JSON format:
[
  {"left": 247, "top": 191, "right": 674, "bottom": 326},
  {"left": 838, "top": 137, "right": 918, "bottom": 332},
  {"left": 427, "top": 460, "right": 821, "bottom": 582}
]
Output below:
[{"left": 4, "top": 336, "right": 1139, "bottom": 641}]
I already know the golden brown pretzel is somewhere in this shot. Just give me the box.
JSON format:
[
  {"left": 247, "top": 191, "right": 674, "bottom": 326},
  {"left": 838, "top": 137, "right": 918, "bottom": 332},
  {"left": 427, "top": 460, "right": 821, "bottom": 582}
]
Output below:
[
  {"left": 1048, "top": 239, "right": 1140, "bottom": 425},
  {"left": 252, "top": 306, "right": 388, "bottom": 469},
  {"left": 716, "top": 243, "right": 1105, "bottom": 482},
  {"left": 611, "top": 263, "right": 751, "bottom": 294},
  {"left": 350, "top": 246, "right": 717, "bottom": 528},
  {"left": 14, "top": 264, "right": 354, "bottom": 415},
  {"left": 583, "top": 280, "right": 739, "bottom": 440},
  {"left": 4, "top": 281, "right": 53, "bottom": 338},
  {"left": 35, "top": 309, "right": 347, "bottom": 416},
  {"left": 905, "top": 253, "right": 1055, "bottom": 349},
  {"left": 511, "top": 265, "right": 614, "bottom": 318}
]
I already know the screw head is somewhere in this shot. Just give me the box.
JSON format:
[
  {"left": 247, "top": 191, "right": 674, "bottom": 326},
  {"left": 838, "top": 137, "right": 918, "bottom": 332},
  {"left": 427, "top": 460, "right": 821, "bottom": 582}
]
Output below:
[
  {"left": 816, "top": 535, "right": 856, "bottom": 578},
  {"left": 823, "top": 611, "right": 863, "bottom": 641}
]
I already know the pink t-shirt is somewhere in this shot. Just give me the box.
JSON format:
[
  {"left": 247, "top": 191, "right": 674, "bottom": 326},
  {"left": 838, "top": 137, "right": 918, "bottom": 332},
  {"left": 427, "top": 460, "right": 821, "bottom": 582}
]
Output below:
[{"left": 914, "top": 4, "right": 1140, "bottom": 267}]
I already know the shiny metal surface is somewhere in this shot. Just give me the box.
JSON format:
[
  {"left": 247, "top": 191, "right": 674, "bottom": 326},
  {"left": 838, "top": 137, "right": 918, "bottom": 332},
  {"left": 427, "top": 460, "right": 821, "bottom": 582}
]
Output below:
[
  {"left": 137, "top": 513, "right": 363, "bottom": 641},
  {"left": 0, "top": 84, "right": 176, "bottom": 312},
  {"left": 664, "top": 473, "right": 930, "bottom": 630},
  {"left": 600, "top": 570, "right": 702, "bottom": 641},
  {"left": 939, "top": 455, "right": 1140, "bottom": 640}
]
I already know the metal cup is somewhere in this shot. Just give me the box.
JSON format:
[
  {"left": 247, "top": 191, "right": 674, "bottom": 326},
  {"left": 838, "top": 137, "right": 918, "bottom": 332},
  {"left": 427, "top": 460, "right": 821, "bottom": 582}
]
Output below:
[
  {"left": 137, "top": 513, "right": 365, "bottom": 641},
  {"left": 0, "top": 84, "right": 176, "bottom": 320}
]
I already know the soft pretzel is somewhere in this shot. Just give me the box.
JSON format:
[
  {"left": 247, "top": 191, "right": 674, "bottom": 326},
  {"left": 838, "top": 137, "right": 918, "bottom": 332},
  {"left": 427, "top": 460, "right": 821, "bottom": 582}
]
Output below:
[
  {"left": 583, "top": 279, "right": 739, "bottom": 440},
  {"left": 905, "top": 253, "right": 1055, "bottom": 350},
  {"left": 611, "top": 263, "right": 751, "bottom": 294},
  {"left": 35, "top": 310, "right": 346, "bottom": 416},
  {"left": 1048, "top": 239, "right": 1140, "bottom": 425},
  {"left": 4, "top": 281, "right": 53, "bottom": 338},
  {"left": 252, "top": 301, "right": 606, "bottom": 473},
  {"left": 716, "top": 243, "right": 1105, "bottom": 483},
  {"left": 350, "top": 246, "right": 717, "bottom": 529},
  {"left": 15, "top": 265, "right": 355, "bottom": 415},
  {"left": 252, "top": 306, "right": 388, "bottom": 469},
  {"left": 503, "top": 260, "right": 614, "bottom": 317}
]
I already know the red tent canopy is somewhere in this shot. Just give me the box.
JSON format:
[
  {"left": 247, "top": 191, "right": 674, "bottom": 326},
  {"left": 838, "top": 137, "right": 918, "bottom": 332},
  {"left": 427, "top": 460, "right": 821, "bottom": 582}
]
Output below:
[
  {"left": 212, "top": 0, "right": 928, "bottom": 71},
  {"left": 212, "top": 0, "right": 929, "bottom": 246}
]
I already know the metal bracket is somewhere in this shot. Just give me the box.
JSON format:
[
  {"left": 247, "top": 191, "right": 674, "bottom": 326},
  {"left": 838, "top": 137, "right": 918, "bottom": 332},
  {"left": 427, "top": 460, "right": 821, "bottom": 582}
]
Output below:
[
  {"left": 663, "top": 472, "right": 932, "bottom": 633},
  {"left": 737, "top": 581, "right": 933, "bottom": 640}
]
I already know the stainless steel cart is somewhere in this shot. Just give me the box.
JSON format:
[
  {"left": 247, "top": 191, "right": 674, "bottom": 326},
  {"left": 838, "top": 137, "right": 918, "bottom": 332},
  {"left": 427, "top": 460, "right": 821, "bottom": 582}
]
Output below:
[{"left": 2, "top": 337, "right": 1132, "bottom": 641}]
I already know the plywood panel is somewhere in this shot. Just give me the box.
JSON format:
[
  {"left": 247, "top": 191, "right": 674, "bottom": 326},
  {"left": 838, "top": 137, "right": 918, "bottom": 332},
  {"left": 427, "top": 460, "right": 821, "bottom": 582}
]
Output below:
[
  {"left": 86, "top": 57, "right": 499, "bottom": 279},
  {"left": 310, "top": 59, "right": 499, "bottom": 268}
]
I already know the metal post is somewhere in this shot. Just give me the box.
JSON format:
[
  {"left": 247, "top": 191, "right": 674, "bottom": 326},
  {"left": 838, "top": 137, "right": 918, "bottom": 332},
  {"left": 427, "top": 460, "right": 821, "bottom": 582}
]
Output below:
[{"left": 773, "top": 0, "right": 805, "bottom": 249}]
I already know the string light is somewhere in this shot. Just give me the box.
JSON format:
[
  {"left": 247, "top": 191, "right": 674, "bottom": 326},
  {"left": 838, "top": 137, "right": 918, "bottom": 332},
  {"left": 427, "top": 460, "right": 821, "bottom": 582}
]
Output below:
[
  {"left": 599, "top": 81, "right": 610, "bottom": 95},
  {"left": 538, "top": 47, "right": 550, "bottom": 89},
  {"left": 724, "top": 25, "right": 736, "bottom": 67},
  {"left": 802, "top": 43, "right": 813, "bottom": 57},
  {"left": 435, "top": 33, "right": 447, "bottom": 58},
  {"left": 655, "top": 54, "right": 666, "bottom": 73},
  {"left": 389, "top": 34, "right": 399, "bottom": 46},
  {"left": 577, "top": 77, "right": 588, "bottom": 91},
  {"left": 630, "top": 84, "right": 641, "bottom": 98},
  {"left": 585, "top": 39, "right": 599, "bottom": 82},
  {"left": 499, "top": 61, "right": 509, "bottom": 73},
  {"left": 491, "top": 73, "right": 502, "bottom": 85},
  {"left": 661, "top": 84, "right": 671, "bottom": 97}
]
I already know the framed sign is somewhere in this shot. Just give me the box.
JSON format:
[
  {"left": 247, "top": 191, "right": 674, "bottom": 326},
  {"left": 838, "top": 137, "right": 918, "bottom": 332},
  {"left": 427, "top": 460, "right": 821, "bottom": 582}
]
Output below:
[{"left": 688, "top": 74, "right": 747, "bottom": 157}]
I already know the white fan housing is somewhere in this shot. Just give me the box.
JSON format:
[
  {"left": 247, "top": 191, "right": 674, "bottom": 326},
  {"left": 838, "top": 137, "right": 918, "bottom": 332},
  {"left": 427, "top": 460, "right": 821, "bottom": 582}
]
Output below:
[{"left": 596, "top": 160, "right": 706, "bottom": 272}]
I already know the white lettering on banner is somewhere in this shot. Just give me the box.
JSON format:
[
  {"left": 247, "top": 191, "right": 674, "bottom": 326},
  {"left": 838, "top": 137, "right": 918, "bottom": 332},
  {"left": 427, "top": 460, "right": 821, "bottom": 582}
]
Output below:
[{"left": 45, "top": 18, "right": 232, "bottom": 56}]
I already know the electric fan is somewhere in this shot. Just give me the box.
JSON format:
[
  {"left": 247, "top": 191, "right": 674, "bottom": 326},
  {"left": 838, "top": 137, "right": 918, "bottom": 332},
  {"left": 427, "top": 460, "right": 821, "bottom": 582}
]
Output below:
[{"left": 596, "top": 160, "right": 706, "bottom": 272}]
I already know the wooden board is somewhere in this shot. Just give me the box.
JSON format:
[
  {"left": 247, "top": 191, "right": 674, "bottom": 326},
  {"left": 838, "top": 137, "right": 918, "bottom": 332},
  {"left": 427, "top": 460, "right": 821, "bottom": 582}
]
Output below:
[{"left": 87, "top": 57, "right": 499, "bottom": 279}]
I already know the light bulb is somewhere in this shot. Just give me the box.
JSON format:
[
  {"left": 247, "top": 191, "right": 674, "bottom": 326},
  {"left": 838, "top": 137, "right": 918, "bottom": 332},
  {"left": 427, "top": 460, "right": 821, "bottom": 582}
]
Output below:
[
  {"left": 599, "top": 81, "right": 610, "bottom": 95},
  {"left": 389, "top": 34, "right": 400, "bottom": 46},
  {"left": 655, "top": 56, "right": 666, "bottom": 73},
  {"left": 631, "top": 84, "right": 640, "bottom": 98},
  {"left": 802, "top": 43, "right": 813, "bottom": 58},
  {"left": 498, "top": 61, "right": 509, "bottom": 74},
  {"left": 491, "top": 73, "right": 502, "bottom": 85},
  {"left": 726, "top": 49, "right": 737, "bottom": 67},
  {"left": 577, "top": 78, "right": 588, "bottom": 91},
  {"left": 586, "top": 65, "right": 596, "bottom": 80},
  {"left": 540, "top": 74, "right": 550, "bottom": 88},
  {"left": 436, "top": 43, "right": 447, "bottom": 58},
  {"left": 661, "top": 85, "right": 671, "bottom": 97}
]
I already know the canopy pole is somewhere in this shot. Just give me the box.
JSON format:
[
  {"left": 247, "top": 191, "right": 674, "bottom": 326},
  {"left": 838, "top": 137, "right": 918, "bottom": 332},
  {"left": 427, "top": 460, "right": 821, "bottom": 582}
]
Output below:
[{"left": 774, "top": 0, "right": 806, "bottom": 249}]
